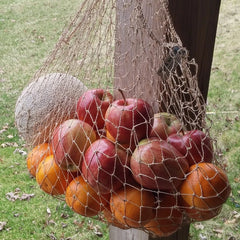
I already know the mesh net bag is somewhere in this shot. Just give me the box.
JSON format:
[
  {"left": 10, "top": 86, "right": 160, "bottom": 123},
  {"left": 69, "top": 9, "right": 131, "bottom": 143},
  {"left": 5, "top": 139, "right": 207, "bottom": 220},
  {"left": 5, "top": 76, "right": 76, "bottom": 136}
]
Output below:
[{"left": 15, "top": 0, "right": 231, "bottom": 237}]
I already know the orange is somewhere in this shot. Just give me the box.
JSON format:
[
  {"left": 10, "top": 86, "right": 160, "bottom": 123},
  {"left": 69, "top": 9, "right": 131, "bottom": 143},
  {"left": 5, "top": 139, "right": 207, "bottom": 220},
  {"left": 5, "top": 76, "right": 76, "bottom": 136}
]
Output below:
[
  {"left": 26, "top": 143, "right": 53, "bottom": 177},
  {"left": 179, "top": 162, "right": 231, "bottom": 221},
  {"left": 106, "top": 130, "right": 136, "bottom": 152},
  {"left": 144, "top": 193, "right": 183, "bottom": 237},
  {"left": 36, "top": 155, "right": 74, "bottom": 195},
  {"left": 103, "top": 206, "right": 129, "bottom": 229},
  {"left": 65, "top": 176, "right": 109, "bottom": 217},
  {"left": 110, "top": 186, "right": 155, "bottom": 228}
]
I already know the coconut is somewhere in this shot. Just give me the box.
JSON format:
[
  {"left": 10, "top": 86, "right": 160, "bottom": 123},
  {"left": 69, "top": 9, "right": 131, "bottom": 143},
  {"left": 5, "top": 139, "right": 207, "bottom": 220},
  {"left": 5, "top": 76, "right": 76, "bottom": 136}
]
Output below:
[{"left": 15, "top": 73, "right": 87, "bottom": 146}]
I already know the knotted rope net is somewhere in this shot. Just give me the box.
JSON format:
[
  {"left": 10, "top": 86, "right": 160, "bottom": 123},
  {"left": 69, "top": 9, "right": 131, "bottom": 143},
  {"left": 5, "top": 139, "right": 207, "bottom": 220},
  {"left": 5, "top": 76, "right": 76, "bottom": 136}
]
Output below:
[{"left": 15, "top": 0, "right": 231, "bottom": 237}]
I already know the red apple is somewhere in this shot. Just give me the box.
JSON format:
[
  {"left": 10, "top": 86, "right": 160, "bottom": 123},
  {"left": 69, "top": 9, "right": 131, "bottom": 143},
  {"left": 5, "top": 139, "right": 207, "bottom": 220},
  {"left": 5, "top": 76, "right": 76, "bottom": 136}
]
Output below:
[
  {"left": 81, "top": 138, "right": 130, "bottom": 194},
  {"left": 150, "top": 112, "right": 183, "bottom": 140},
  {"left": 105, "top": 90, "right": 154, "bottom": 145},
  {"left": 76, "top": 89, "right": 114, "bottom": 130},
  {"left": 167, "top": 130, "right": 214, "bottom": 166},
  {"left": 130, "top": 138, "right": 189, "bottom": 191},
  {"left": 52, "top": 119, "right": 97, "bottom": 172}
]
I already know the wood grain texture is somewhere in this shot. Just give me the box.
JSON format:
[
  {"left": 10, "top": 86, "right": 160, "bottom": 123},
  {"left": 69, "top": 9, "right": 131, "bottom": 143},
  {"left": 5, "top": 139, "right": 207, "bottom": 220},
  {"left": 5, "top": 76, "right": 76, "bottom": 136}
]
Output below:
[
  {"left": 109, "top": 224, "right": 190, "bottom": 240},
  {"left": 109, "top": 227, "right": 149, "bottom": 240},
  {"left": 114, "top": 0, "right": 168, "bottom": 113}
]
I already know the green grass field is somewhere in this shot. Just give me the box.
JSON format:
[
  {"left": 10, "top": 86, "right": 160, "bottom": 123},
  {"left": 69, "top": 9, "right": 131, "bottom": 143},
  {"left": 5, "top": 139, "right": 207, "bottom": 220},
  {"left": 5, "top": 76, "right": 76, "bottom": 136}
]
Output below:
[{"left": 0, "top": 0, "right": 239, "bottom": 239}]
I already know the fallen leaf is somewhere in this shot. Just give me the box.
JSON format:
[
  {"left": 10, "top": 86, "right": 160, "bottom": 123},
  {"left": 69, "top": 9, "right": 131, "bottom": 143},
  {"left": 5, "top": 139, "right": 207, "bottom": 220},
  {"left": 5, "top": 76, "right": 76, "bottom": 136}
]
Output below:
[
  {"left": 0, "top": 129, "right": 7, "bottom": 134},
  {"left": 60, "top": 213, "right": 69, "bottom": 219},
  {"left": 0, "top": 124, "right": 8, "bottom": 132},
  {"left": 0, "top": 222, "right": 7, "bottom": 231},
  {"left": 225, "top": 117, "right": 232, "bottom": 122},
  {"left": 48, "top": 220, "right": 56, "bottom": 226},
  {"left": 61, "top": 223, "right": 68, "bottom": 228},
  {"left": 199, "top": 233, "right": 207, "bottom": 240},
  {"left": 38, "top": 35, "right": 45, "bottom": 41},
  {"left": 93, "top": 225, "right": 103, "bottom": 237},
  {"left": 234, "top": 177, "right": 240, "bottom": 183},
  {"left": 194, "top": 223, "right": 205, "bottom": 230},
  {"left": 6, "top": 192, "right": 19, "bottom": 201},
  {"left": 47, "top": 208, "right": 51, "bottom": 216},
  {"left": 19, "top": 193, "right": 35, "bottom": 201},
  {"left": 7, "top": 135, "right": 13, "bottom": 139},
  {"left": 1, "top": 143, "right": 7, "bottom": 148},
  {"left": 48, "top": 233, "right": 57, "bottom": 240},
  {"left": 225, "top": 219, "right": 237, "bottom": 224},
  {"left": 233, "top": 212, "right": 240, "bottom": 220},
  {"left": 213, "top": 229, "right": 224, "bottom": 234},
  {"left": 13, "top": 148, "right": 27, "bottom": 156},
  {"left": 87, "top": 220, "right": 94, "bottom": 230},
  {"left": 1, "top": 142, "right": 18, "bottom": 148},
  {"left": 6, "top": 188, "right": 34, "bottom": 201},
  {"left": 73, "top": 219, "right": 85, "bottom": 228}
]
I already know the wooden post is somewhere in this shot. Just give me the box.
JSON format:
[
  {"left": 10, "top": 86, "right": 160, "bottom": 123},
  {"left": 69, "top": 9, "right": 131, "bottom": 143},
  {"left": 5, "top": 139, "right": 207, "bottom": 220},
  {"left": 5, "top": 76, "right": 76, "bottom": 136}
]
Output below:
[
  {"left": 110, "top": 0, "right": 221, "bottom": 239},
  {"left": 149, "top": 225, "right": 190, "bottom": 240},
  {"left": 168, "top": 0, "right": 221, "bottom": 101},
  {"left": 110, "top": 227, "right": 149, "bottom": 240},
  {"left": 109, "top": 224, "right": 190, "bottom": 240}
]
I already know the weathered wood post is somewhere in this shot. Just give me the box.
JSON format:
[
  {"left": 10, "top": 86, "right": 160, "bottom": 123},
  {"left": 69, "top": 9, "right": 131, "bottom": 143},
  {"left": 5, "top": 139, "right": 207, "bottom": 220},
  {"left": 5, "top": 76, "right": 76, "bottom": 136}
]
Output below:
[{"left": 110, "top": 0, "right": 221, "bottom": 239}]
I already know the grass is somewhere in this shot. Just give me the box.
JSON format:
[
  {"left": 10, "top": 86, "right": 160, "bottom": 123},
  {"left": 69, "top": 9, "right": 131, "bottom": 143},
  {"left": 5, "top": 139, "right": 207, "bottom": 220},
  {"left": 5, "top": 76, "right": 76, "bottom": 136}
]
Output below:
[
  {"left": 0, "top": 1, "right": 109, "bottom": 239},
  {"left": 0, "top": 0, "right": 240, "bottom": 239}
]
